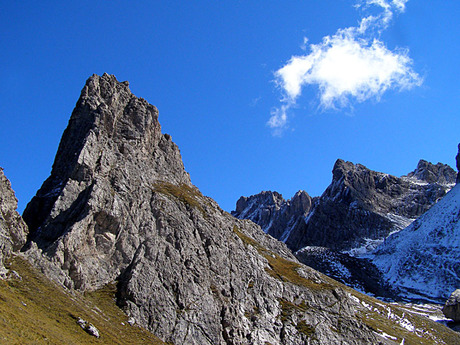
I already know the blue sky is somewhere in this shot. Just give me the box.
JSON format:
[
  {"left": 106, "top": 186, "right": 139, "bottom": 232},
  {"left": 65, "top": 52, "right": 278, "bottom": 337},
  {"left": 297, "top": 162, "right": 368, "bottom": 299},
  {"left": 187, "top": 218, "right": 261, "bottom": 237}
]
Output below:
[{"left": 1, "top": 1, "right": 459, "bottom": 213}]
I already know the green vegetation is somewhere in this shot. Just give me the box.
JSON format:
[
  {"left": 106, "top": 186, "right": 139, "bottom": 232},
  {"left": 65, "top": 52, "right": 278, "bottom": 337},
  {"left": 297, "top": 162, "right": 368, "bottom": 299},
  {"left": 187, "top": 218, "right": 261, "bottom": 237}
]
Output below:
[
  {"left": 279, "top": 299, "right": 309, "bottom": 323},
  {"left": 152, "top": 181, "right": 206, "bottom": 216},
  {"left": 295, "top": 320, "right": 316, "bottom": 338},
  {"left": 0, "top": 255, "right": 167, "bottom": 345},
  {"left": 233, "top": 225, "right": 332, "bottom": 291}
]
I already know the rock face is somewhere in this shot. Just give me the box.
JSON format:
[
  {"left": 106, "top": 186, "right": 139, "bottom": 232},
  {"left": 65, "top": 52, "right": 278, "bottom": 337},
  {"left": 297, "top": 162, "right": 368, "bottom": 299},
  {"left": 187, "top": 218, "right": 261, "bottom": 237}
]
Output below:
[
  {"left": 371, "top": 182, "right": 460, "bottom": 302},
  {"left": 443, "top": 289, "right": 460, "bottom": 322},
  {"left": 232, "top": 190, "right": 313, "bottom": 241},
  {"left": 234, "top": 159, "right": 455, "bottom": 253},
  {"left": 0, "top": 168, "right": 28, "bottom": 276},
  {"left": 22, "top": 74, "right": 391, "bottom": 344},
  {"left": 233, "top": 159, "right": 456, "bottom": 300}
]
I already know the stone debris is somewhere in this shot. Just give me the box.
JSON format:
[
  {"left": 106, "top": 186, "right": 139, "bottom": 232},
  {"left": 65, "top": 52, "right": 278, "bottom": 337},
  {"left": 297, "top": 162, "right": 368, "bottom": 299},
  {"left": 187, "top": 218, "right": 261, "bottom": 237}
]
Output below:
[{"left": 77, "top": 317, "right": 100, "bottom": 338}]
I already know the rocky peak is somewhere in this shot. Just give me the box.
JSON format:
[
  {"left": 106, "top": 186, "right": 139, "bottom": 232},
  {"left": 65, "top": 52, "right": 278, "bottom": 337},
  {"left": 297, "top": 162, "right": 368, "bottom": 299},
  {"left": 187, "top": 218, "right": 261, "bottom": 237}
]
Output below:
[
  {"left": 0, "top": 168, "right": 28, "bottom": 276},
  {"left": 234, "top": 190, "right": 284, "bottom": 216},
  {"left": 232, "top": 190, "right": 312, "bottom": 240},
  {"left": 290, "top": 190, "right": 312, "bottom": 215},
  {"left": 23, "top": 74, "right": 190, "bottom": 241},
  {"left": 404, "top": 159, "right": 457, "bottom": 185},
  {"left": 235, "top": 158, "right": 455, "bottom": 254},
  {"left": 287, "top": 159, "right": 455, "bottom": 252}
]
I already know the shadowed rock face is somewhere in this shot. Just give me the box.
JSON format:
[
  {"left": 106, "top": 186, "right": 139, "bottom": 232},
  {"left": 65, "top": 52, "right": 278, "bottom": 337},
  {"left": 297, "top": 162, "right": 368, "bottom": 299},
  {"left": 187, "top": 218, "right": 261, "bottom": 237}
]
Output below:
[
  {"left": 287, "top": 159, "right": 455, "bottom": 252},
  {"left": 0, "top": 168, "right": 28, "bottom": 276},
  {"left": 21, "top": 74, "right": 388, "bottom": 345},
  {"left": 443, "top": 289, "right": 460, "bottom": 322},
  {"left": 456, "top": 143, "right": 460, "bottom": 183}
]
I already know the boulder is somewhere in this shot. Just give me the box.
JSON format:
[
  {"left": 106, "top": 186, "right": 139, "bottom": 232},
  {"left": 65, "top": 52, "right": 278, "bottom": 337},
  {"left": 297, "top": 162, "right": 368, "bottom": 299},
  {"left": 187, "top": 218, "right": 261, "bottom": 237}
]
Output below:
[{"left": 443, "top": 289, "right": 460, "bottom": 322}]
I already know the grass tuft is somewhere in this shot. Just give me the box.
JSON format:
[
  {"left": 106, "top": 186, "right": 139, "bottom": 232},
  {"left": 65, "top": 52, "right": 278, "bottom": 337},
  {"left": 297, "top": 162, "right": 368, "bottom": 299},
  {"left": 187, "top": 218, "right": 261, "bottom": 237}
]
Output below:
[{"left": 152, "top": 181, "right": 206, "bottom": 216}]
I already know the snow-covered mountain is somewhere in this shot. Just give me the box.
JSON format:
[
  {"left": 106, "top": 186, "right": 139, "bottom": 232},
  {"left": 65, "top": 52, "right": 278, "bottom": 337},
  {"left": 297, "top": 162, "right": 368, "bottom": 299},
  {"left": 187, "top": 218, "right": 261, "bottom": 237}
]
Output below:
[{"left": 370, "top": 183, "right": 460, "bottom": 302}]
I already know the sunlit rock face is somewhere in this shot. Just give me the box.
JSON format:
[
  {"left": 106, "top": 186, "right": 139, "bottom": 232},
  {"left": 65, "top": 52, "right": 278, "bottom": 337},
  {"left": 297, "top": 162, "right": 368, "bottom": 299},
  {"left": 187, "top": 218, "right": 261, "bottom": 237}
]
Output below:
[{"left": 0, "top": 168, "right": 28, "bottom": 276}]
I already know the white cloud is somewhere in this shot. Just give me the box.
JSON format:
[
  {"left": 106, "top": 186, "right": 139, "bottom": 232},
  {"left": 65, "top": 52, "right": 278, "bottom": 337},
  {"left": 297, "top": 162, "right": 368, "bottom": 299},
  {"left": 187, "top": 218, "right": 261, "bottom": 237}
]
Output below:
[
  {"left": 269, "top": 0, "right": 421, "bottom": 133},
  {"left": 267, "top": 105, "right": 288, "bottom": 136}
]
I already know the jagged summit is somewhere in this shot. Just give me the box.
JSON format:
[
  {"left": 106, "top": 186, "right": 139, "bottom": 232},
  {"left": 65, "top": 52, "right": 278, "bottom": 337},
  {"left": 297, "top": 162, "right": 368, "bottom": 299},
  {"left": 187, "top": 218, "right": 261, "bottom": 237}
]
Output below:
[
  {"left": 24, "top": 74, "right": 190, "bottom": 243},
  {"left": 232, "top": 190, "right": 312, "bottom": 240},
  {"left": 404, "top": 159, "right": 456, "bottom": 185},
  {"left": 234, "top": 159, "right": 455, "bottom": 254},
  {"left": 23, "top": 73, "right": 192, "bottom": 289}
]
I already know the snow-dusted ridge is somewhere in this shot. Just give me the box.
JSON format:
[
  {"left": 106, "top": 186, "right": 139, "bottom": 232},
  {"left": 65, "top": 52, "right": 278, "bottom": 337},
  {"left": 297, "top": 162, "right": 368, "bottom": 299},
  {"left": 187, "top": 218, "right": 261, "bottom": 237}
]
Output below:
[{"left": 371, "top": 183, "right": 460, "bottom": 302}]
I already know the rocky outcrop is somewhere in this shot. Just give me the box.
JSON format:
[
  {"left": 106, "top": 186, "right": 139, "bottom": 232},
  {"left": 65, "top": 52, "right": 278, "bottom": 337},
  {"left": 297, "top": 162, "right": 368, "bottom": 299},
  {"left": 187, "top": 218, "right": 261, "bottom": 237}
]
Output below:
[
  {"left": 22, "top": 74, "right": 393, "bottom": 344},
  {"left": 287, "top": 159, "right": 455, "bottom": 252},
  {"left": 443, "top": 289, "right": 460, "bottom": 322},
  {"left": 406, "top": 159, "right": 457, "bottom": 185},
  {"left": 0, "top": 168, "right": 28, "bottom": 276},
  {"left": 232, "top": 190, "right": 313, "bottom": 240}
]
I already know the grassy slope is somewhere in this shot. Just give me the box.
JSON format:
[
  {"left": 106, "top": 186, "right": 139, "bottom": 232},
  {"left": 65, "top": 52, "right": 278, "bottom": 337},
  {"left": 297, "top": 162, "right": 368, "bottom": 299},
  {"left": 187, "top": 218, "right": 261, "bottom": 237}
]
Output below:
[{"left": 0, "top": 255, "right": 167, "bottom": 345}]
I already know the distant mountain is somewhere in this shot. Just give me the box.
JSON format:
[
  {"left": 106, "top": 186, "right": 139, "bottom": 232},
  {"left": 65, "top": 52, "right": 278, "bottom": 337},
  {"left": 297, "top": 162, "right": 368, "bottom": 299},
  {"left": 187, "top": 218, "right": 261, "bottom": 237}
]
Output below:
[
  {"left": 233, "top": 190, "right": 314, "bottom": 241},
  {"left": 233, "top": 158, "right": 456, "bottom": 299},
  {"left": 233, "top": 159, "right": 456, "bottom": 253},
  {"left": 371, "top": 183, "right": 460, "bottom": 302}
]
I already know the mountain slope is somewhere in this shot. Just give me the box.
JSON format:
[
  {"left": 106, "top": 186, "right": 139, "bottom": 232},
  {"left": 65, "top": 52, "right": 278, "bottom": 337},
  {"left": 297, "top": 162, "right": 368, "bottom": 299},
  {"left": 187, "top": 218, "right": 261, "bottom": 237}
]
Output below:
[
  {"left": 21, "top": 73, "right": 404, "bottom": 344},
  {"left": 0, "top": 255, "right": 166, "bottom": 344},
  {"left": 371, "top": 183, "right": 460, "bottom": 302}
]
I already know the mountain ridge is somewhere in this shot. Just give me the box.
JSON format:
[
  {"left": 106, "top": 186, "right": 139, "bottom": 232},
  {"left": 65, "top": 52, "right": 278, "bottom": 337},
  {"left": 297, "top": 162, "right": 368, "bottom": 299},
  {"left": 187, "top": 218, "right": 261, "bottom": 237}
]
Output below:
[{"left": 234, "top": 158, "right": 455, "bottom": 253}]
